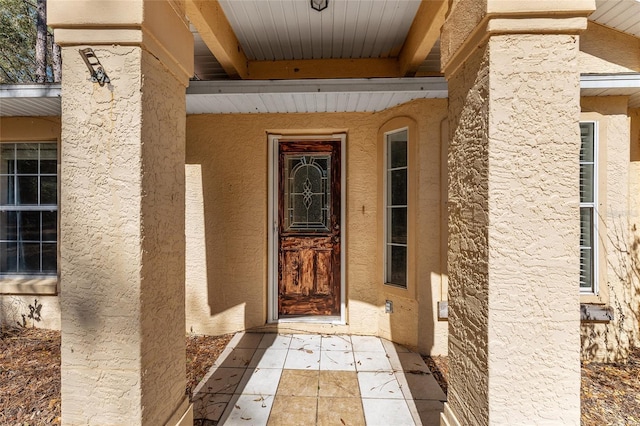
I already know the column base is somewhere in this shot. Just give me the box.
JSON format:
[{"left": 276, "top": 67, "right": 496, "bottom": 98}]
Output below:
[{"left": 440, "top": 403, "right": 461, "bottom": 426}]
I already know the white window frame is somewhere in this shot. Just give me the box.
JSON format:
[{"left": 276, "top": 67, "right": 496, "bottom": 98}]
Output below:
[
  {"left": 0, "top": 141, "right": 59, "bottom": 295},
  {"left": 579, "top": 121, "right": 598, "bottom": 295},
  {"left": 383, "top": 127, "right": 409, "bottom": 289}
]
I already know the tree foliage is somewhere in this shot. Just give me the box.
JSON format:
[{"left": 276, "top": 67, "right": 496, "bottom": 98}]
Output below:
[{"left": 0, "top": 0, "right": 60, "bottom": 84}]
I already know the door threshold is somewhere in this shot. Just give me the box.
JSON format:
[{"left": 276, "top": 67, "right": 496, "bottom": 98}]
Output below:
[{"left": 273, "top": 315, "right": 344, "bottom": 325}]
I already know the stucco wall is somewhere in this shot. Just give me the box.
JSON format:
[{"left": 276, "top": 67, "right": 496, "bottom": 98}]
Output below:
[
  {"left": 447, "top": 33, "right": 582, "bottom": 425},
  {"left": 446, "top": 41, "right": 490, "bottom": 426},
  {"left": 184, "top": 99, "right": 449, "bottom": 354},
  {"left": 487, "top": 33, "right": 581, "bottom": 425},
  {"left": 580, "top": 98, "right": 640, "bottom": 362},
  {"left": 631, "top": 108, "right": 640, "bottom": 352},
  {"left": 59, "top": 45, "right": 187, "bottom": 425}
]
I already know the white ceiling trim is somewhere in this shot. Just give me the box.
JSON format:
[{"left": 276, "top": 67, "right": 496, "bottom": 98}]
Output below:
[
  {"left": 1, "top": 85, "right": 62, "bottom": 116},
  {"left": 581, "top": 73, "right": 640, "bottom": 107},
  {"left": 186, "top": 77, "right": 448, "bottom": 114},
  {"left": 2, "top": 74, "right": 640, "bottom": 116}
]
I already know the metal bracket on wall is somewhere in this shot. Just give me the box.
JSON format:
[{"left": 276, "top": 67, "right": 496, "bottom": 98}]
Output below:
[{"left": 79, "top": 48, "right": 110, "bottom": 86}]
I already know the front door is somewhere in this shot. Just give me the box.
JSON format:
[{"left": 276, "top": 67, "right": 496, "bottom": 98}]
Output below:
[{"left": 278, "top": 140, "right": 341, "bottom": 317}]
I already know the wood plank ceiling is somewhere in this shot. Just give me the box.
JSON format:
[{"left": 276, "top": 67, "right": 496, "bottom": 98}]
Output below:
[
  {"left": 189, "top": 0, "right": 640, "bottom": 82},
  {"left": 187, "top": 0, "right": 446, "bottom": 80}
]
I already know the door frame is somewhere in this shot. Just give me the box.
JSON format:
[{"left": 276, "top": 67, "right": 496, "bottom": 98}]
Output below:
[{"left": 267, "top": 133, "right": 346, "bottom": 324}]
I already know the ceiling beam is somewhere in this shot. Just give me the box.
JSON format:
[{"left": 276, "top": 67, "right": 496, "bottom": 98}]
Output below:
[
  {"left": 185, "top": 0, "right": 248, "bottom": 79},
  {"left": 247, "top": 58, "right": 400, "bottom": 80},
  {"left": 398, "top": 0, "right": 448, "bottom": 76}
]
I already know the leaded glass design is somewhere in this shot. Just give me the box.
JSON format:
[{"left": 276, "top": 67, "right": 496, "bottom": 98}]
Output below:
[
  {"left": 385, "top": 129, "right": 408, "bottom": 288},
  {"left": 579, "top": 123, "right": 596, "bottom": 292},
  {"left": 284, "top": 154, "right": 331, "bottom": 231},
  {"left": 0, "top": 143, "right": 57, "bottom": 275}
]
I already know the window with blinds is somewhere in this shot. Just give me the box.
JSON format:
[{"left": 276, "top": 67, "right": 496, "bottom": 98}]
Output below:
[{"left": 579, "top": 122, "right": 597, "bottom": 293}]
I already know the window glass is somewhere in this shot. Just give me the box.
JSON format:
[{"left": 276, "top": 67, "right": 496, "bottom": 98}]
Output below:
[
  {"left": 579, "top": 123, "right": 596, "bottom": 293},
  {"left": 385, "top": 129, "right": 408, "bottom": 288},
  {"left": 0, "top": 142, "right": 58, "bottom": 275}
]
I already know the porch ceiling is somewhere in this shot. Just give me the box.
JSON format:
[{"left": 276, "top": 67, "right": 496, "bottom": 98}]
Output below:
[
  {"left": 590, "top": 0, "right": 640, "bottom": 38},
  {"left": 188, "top": 0, "right": 640, "bottom": 82},
  {"left": 187, "top": 0, "right": 446, "bottom": 80}
]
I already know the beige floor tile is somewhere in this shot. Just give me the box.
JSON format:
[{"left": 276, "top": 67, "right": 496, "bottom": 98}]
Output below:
[
  {"left": 318, "top": 371, "right": 360, "bottom": 398},
  {"left": 277, "top": 369, "right": 319, "bottom": 397},
  {"left": 317, "top": 397, "right": 365, "bottom": 426},
  {"left": 267, "top": 396, "right": 317, "bottom": 426}
]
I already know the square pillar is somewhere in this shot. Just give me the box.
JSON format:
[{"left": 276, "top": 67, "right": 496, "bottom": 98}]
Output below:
[
  {"left": 441, "top": 1, "right": 595, "bottom": 425},
  {"left": 48, "top": 1, "right": 193, "bottom": 424}
]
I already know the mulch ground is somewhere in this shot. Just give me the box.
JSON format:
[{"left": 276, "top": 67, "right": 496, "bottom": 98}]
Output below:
[
  {"left": 1, "top": 327, "right": 638, "bottom": 425},
  {"left": 423, "top": 348, "right": 640, "bottom": 426},
  {"left": 0, "top": 327, "right": 231, "bottom": 426}
]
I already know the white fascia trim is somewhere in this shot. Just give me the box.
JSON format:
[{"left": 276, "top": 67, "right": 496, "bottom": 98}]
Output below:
[
  {"left": 0, "top": 84, "right": 61, "bottom": 99},
  {"left": 3, "top": 74, "right": 640, "bottom": 115},
  {"left": 187, "top": 77, "right": 448, "bottom": 96},
  {"left": 2, "top": 74, "right": 638, "bottom": 98},
  {"left": 580, "top": 73, "right": 640, "bottom": 89}
]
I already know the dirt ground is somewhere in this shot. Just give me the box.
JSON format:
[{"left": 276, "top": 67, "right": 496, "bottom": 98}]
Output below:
[{"left": 1, "top": 327, "right": 638, "bottom": 425}]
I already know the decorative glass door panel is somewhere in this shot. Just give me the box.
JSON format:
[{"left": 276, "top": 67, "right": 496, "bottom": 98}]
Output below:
[
  {"left": 284, "top": 154, "right": 331, "bottom": 232},
  {"left": 278, "top": 141, "right": 341, "bottom": 317}
]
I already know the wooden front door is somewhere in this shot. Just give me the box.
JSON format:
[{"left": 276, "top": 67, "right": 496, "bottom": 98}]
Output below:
[{"left": 278, "top": 140, "right": 341, "bottom": 317}]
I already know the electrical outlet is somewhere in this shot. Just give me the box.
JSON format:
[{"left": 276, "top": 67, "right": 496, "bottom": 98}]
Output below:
[{"left": 385, "top": 300, "right": 393, "bottom": 313}]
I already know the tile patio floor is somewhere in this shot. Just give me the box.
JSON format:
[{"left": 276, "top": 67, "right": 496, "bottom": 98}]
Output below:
[{"left": 192, "top": 333, "right": 447, "bottom": 425}]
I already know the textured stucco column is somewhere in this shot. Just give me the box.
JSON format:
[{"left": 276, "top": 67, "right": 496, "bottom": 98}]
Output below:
[
  {"left": 441, "top": 1, "right": 594, "bottom": 425},
  {"left": 48, "top": 1, "right": 193, "bottom": 424}
]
